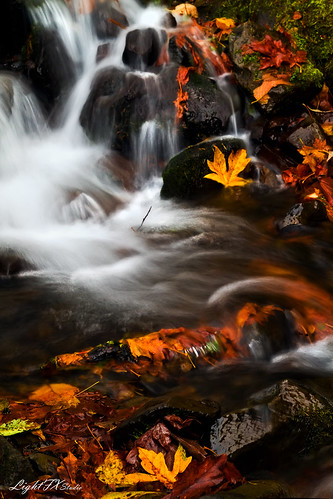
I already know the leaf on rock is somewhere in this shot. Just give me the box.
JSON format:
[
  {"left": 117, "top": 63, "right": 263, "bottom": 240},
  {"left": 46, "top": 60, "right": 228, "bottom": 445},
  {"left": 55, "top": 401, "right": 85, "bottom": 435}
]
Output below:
[
  {"left": 0, "top": 418, "right": 40, "bottom": 436},
  {"left": 242, "top": 34, "right": 306, "bottom": 70},
  {"left": 204, "top": 146, "right": 252, "bottom": 187},
  {"left": 253, "top": 73, "right": 292, "bottom": 104},
  {"left": 101, "top": 493, "right": 165, "bottom": 499},
  {"left": 29, "top": 383, "right": 80, "bottom": 409},
  {"left": 138, "top": 444, "right": 192, "bottom": 489}
]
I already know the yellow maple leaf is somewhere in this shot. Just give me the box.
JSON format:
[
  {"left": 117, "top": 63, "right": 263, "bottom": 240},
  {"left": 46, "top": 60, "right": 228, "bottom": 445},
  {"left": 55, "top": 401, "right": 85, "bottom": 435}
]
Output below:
[
  {"left": 96, "top": 449, "right": 158, "bottom": 487},
  {"left": 28, "top": 383, "right": 80, "bottom": 409},
  {"left": 138, "top": 444, "right": 192, "bottom": 489},
  {"left": 204, "top": 146, "right": 252, "bottom": 187}
]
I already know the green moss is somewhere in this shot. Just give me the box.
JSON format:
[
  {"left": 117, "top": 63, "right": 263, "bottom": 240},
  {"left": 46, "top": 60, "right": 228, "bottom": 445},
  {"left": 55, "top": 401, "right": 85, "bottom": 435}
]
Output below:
[
  {"left": 292, "top": 405, "right": 333, "bottom": 454},
  {"left": 290, "top": 62, "right": 324, "bottom": 90},
  {"left": 242, "top": 53, "right": 260, "bottom": 65}
]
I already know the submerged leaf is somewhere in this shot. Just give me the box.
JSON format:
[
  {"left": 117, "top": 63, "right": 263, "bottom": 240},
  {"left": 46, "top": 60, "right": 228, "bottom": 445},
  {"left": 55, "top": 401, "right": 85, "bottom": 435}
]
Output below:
[
  {"left": 204, "top": 146, "right": 251, "bottom": 187},
  {"left": 29, "top": 383, "right": 80, "bottom": 408},
  {"left": 0, "top": 418, "right": 40, "bottom": 436}
]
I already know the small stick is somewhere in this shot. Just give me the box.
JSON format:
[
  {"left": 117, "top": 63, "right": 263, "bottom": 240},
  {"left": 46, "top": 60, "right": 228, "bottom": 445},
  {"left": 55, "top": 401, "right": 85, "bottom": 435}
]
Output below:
[{"left": 134, "top": 206, "right": 152, "bottom": 232}]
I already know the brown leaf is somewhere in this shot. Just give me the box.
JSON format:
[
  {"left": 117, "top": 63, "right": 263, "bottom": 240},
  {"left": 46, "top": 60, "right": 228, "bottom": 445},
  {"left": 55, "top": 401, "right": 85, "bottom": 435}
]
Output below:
[{"left": 165, "top": 453, "right": 244, "bottom": 499}]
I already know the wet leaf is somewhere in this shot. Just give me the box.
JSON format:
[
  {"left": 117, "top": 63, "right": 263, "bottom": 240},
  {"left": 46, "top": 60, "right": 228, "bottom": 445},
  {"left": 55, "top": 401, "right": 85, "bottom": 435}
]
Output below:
[
  {"left": 0, "top": 418, "right": 40, "bottom": 436},
  {"left": 165, "top": 453, "right": 244, "bottom": 499},
  {"left": 204, "top": 146, "right": 252, "bottom": 187},
  {"left": 243, "top": 34, "right": 306, "bottom": 70},
  {"left": 138, "top": 444, "right": 192, "bottom": 488},
  {"left": 96, "top": 449, "right": 158, "bottom": 487},
  {"left": 253, "top": 73, "right": 292, "bottom": 104},
  {"left": 29, "top": 383, "right": 80, "bottom": 408},
  {"left": 237, "top": 303, "right": 281, "bottom": 328}
]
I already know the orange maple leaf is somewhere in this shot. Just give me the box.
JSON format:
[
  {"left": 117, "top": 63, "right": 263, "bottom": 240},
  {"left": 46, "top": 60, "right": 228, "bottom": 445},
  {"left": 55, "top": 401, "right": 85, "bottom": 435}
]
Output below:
[
  {"left": 253, "top": 73, "right": 293, "bottom": 104},
  {"left": 204, "top": 146, "right": 252, "bottom": 187},
  {"left": 215, "top": 17, "right": 236, "bottom": 34}
]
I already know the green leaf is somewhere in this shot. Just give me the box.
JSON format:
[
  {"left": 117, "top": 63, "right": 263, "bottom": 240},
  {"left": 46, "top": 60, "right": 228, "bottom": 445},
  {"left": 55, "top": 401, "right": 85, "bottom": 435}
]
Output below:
[{"left": 0, "top": 418, "right": 41, "bottom": 436}]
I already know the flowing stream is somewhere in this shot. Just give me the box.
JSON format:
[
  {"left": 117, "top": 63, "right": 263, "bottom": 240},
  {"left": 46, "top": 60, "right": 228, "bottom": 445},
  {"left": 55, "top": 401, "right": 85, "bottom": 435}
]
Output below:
[{"left": 1, "top": 0, "right": 333, "bottom": 495}]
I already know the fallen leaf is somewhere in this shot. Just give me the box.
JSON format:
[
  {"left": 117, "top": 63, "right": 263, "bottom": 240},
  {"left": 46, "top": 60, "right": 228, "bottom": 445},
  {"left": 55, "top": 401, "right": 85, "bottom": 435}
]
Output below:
[
  {"left": 96, "top": 450, "right": 158, "bottom": 487},
  {"left": 29, "top": 383, "right": 80, "bottom": 408},
  {"left": 243, "top": 34, "right": 306, "bottom": 70},
  {"left": 0, "top": 418, "right": 40, "bottom": 436},
  {"left": 253, "top": 73, "right": 292, "bottom": 104},
  {"left": 204, "top": 146, "right": 252, "bottom": 187},
  {"left": 237, "top": 303, "right": 281, "bottom": 328},
  {"left": 172, "top": 3, "right": 198, "bottom": 18},
  {"left": 293, "top": 11, "right": 302, "bottom": 20},
  {"left": 321, "top": 122, "right": 333, "bottom": 136},
  {"left": 215, "top": 18, "right": 236, "bottom": 34},
  {"left": 57, "top": 451, "right": 79, "bottom": 484},
  {"left": 165, "top": 453, "right": 244, "bottom": 499},
  {"left": 138, "top": 444, "right": 192, "bottom": 488}
]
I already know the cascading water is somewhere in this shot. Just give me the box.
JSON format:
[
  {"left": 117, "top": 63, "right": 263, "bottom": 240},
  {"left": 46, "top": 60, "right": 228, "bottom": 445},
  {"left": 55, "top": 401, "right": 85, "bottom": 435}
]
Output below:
[{"left": 1, "top": 0, "right": 333, "bottom": 495}]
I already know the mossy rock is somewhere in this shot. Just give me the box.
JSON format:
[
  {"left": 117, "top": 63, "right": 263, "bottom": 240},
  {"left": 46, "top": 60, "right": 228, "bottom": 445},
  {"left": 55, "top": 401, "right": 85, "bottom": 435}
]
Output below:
[
  {"left": 161, "top": 138, "right": 248, "bottom": 200},
  {"left": 228, "top": 21, "right": 323, "bottom": 114}
]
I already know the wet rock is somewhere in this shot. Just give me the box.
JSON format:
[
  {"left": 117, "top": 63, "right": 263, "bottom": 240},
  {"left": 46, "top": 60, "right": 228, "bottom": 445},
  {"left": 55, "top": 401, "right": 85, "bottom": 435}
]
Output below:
[
  {"left": 277, "top": 200, "right": 328, "bottom": 232},
  {"left": 210, "top": 379, "right": 333, "bottom": 474},
  {"left": 113, "top": 396, "right": 220, "bottom": 447},
  {"left": 286, "top": 118, "right": 325, "bottom": 149},
  {"left": 161, "top": 137, "right": 249, "bottom": 200},
  {"left": 29, "top": 452, "right": 60, "bottom": 476},
  {"left": 179, "top": 72, "right": 235, "bottom": 146},
  {"left": 122, "top": 28, "right": 167, "bottom": 70},
  {"left": 0, "top": 436, "right": 37, "bottom": 486},
  {"left": 27, "top": 28, "right": 76, "bottom": 110},
  {"left": 228, "top": 21, "right": 323, "bottom": 115},
  {"left": 80, "top": 64, "right": 178, "bottom": 156},
  {"left": 200, "top": 479, "right": 293, "bottom": 498},
  {"left": 92, "top": 0, "right": 128, "bottom": 39}
]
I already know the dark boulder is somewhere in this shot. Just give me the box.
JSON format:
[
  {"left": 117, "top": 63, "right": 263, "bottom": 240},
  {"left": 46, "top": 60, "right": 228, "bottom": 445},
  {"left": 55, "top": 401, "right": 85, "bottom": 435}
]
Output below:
[
  {"left": 0, "top": 436, "right": 37, "bottom": 486},
  {"left": 26, "top": 28, "right": 76, "bottom": 110},
  {"left": 179, "top": 72, "right": 235, "bottom": 146},
  {"left": 161, "top": 137, "right": 249, "bottom": 200},
  {"left": 80, "top": 64, "right": 178, "bottom": 156},
  {"left": 122, "top": 28, "right": 167, "bottom": 70}
]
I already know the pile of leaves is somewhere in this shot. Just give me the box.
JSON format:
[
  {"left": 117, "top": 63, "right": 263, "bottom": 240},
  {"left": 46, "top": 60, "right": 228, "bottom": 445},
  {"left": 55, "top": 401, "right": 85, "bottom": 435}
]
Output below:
[{"left": 282, "top": 138, "right": 333, "bottom": 220}]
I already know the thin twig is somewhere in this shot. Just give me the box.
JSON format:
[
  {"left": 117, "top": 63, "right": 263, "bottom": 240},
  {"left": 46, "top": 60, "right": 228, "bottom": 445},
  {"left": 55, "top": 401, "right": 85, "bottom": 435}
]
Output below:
[{"left": 136, "top": 206, "right": 152, "bottom": 231}]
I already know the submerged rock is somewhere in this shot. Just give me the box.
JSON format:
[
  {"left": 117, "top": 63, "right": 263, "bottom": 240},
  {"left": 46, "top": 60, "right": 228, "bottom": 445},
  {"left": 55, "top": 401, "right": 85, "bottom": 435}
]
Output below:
[
  {"left": 200, "top": 479, "right": 293, "bottom": 498},
  {"left": 161, "top": 137, "right": 249, "bottom": 200},
  {"left": 0, "top": 436, "right": 37, "bottom": 486},
  {"left": 210, "top": 379, "right": 333, "bottom": 474}
]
